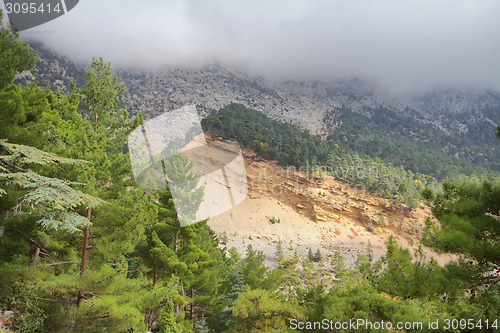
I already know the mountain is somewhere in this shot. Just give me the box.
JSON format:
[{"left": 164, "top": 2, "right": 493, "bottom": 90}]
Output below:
[{"left": 24, "top": 43, "right": 500, "bottom": 176}]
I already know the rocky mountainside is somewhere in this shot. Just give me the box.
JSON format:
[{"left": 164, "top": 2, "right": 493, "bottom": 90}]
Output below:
[
  {"left": 22, "top": 43, "right": 500, "bottom": 174},
  {"left": 26, "top": 43, "right": 500, "bottom": 136},
  {"left": 116, "top": 65, "right": 500, "bottom": 137}
]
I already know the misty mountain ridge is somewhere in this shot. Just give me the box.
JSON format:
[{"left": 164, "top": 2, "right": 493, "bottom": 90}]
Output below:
[{"left": 23, "top": 43, "right": 500, "bottom": 173}]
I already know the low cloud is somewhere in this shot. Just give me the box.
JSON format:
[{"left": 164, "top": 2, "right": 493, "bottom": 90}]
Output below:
[{"left": 10, "top": 0, "right": 500, "bottom": 93}]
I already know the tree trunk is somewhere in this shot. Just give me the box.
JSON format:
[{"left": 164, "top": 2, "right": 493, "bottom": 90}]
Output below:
[
  {"left": 190, "top": 288, "right": 194, "bottom": 321},
  {"left": 81, "top": 208, "right": 91, "bottom": 275},
  {"left": 153, "top": 255, "right": 157, "bottom": 286},
  {"left": 173, "top": 233, "right": 180, "bottom": 314},
  {"left": 147, "top": 309, "right": 155, "bottom": 330},
  {"left": 33, "top": 246, "right": 41, "bottom": 265},
  {"left": 77, "top": 208, "right": 91, "bottom": 307},
  {"left": 176, "top": 280, "right": 186, "bottom": 315}
]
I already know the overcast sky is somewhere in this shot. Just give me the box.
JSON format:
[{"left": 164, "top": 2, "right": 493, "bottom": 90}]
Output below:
[{"left": 5, "top": 0, "right": 500, "bottom": 93}]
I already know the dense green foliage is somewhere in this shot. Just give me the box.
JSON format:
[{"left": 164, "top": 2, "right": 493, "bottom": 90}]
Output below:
[
  {"left": 324, "top": 107, "right": 500, "bottom": 182},
  {"left": 1, "top": 12, "right": 499, "bottom": 332},
  {"left": 0, "top": 11, "right": 35, "bottom": 91},
  {"left": 0, "top": 140, "right": 104, "bottom": 231},
  {"left": 422, "top": 181, "right": 500, "bottom": 319}
]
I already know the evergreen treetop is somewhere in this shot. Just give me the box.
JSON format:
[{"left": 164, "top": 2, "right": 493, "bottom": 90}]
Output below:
[{"left": 0, "top": 140, "right": 104, "bottom": 231}]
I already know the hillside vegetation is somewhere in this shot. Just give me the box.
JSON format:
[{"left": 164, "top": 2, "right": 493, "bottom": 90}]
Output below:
[{"left": 324, "top": 106, "right": 500, "bottom": 181}]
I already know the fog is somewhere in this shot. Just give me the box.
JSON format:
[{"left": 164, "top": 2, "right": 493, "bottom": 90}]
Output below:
[{"left": 7, "top": 0, "right": 500, "bottom": 93}]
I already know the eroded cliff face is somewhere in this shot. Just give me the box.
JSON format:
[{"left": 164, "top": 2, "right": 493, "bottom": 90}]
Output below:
[{"left": 205, "top": 138, "right": 452, "bottom": 267}]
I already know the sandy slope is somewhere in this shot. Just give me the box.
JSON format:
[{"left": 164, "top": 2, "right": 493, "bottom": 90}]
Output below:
[{"left": 205, "top": 139, "right": 453, "bottom": 267}]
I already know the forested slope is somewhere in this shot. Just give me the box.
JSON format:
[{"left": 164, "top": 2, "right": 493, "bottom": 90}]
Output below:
[
  {"left": 202, "top": 103, "right": 500, "bottom": 209},
  {"left": 324, "top": 106, "right": 500, "bottom": 180}
]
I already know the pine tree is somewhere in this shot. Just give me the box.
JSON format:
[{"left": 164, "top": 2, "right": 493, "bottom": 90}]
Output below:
[
  {"left": 331, "top": 251, "right": 346, "bottom": 277},
  {"left": 134, "top": 183, "right": 225, "bottom": 327},
  {"left": 162, "top": 150, "right": 204, "bottom": 227},
  {"left": 193, "top": 315, "right": 210, "bottom": 333},
  {"left": 232, "top": 289, "right": 303, "bottom": 332},
  {"left": 133, "top": 189, "right": 189, "bottom": 327},
  {"left": 354, "top": 254, "right": 372, "bottom": 278},
  {"left": 0, "top": 12, "right": 82, "bottom": 151},
  {"left": 157, "top": 298, "right": 186, "bottom": 333},
  {"left": 216, "top": 265, "right": 246, "bottom": 331},
  {"left": 20, "top": 57, "right": 148, "bottom": 328},
  {"left": 0, "top": 11, "right": 35, "bottom": 90},
  {"left": 187, "top": 223, "right": 225, "bottom": 322},
  {"left": 367, "top": 240, "right": 374, "bottom": 262},
  {"left": 71, "top": 57, "right": 142, "bottom": 277},
  {"left": 307, "top": 247, "right": 314, "bottom": 261},
  {"left": 423, "top": 181, "right": 500, "bottom": 290},
  {"left": 241, "top": 245, "right": 266, "bottom": 289},
  {"left": 275, "top": 238, "right": 284, "bottom": 262},
  {"left": 313, "top": 248, "right": 323, "bottom": 262},
  {"left": 377, "top": 235, "right": 453, "bottom": 299},
  {"left": 0, "top": 141, "right": 104, "bottom": 232}
]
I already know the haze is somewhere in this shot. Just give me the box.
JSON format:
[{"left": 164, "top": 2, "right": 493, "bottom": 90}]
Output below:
[{"left": 6, "top": 0, "right": 500, "bottom": 93}]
